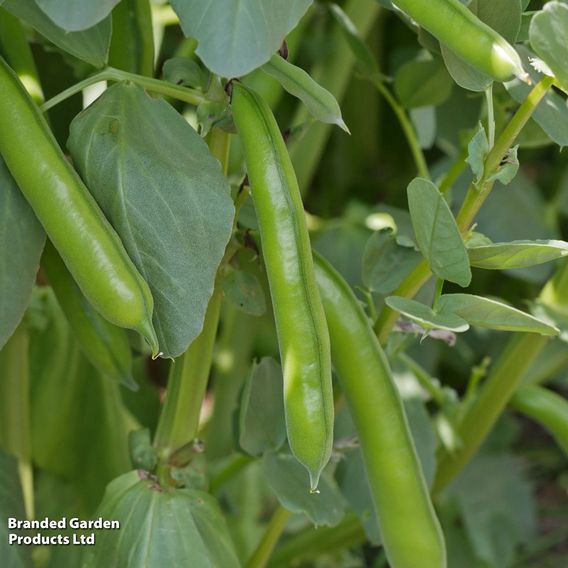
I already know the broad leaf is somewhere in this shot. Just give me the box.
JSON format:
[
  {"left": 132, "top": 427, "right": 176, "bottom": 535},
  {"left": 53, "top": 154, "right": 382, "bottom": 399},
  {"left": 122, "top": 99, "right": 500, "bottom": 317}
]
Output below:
[
  {"left": 407, "top": 178, "right": 472, "bottom": 287},
  {"left": 1, "top": 0, "right": 111, "bottom": 68},
  {"left": 35, "top": 0, "right": 120, "bottom": 31},
  {"left": 170, "top": 0, "right": 312, "bottom": 77},
  {"left": 220, "top": 269, "right": 266, "bottom": 317},
  {"left": 437, "top": 294, "right": 558, "bottom": 335},
  {"left": 410, "top": 106, "right": 436, "bottom": 149},
  {"left": 0, "top": 159, "right": 45, "bottom": 350},
  {"left": 394, "top": 59, "right": 453, "bottom": 109},
  {"left": 469, "top": 240, "right": 568, "bottom": 270},
  {"left": 261, "top": 55, "right": 348, "bottom": 131},
  {"left": 68, "top": 83, "right": 234, "bottom": 359},
  {"left": 530, "top": 1, "right": 568, "bottom": 94},
  {"left": 0, "top": 450, "right": 33, "bottom": 568},
  {"left": 238, "top": 358, "right": 286, "bottom": 456},
  {"left": 385, "top": 296, "right": 470, "bottom": 332},
  {"left": 82, "top": 471, "right": 240, "bottom": 567},
  {"left": 263, "top": 451, "right": 345, "bottom": 527},
  {"left": 162, "top": 57, "right": 210, "bottom": 90},
  {"left": 361, "top": 229, "right": 421, "bottom": 295}
]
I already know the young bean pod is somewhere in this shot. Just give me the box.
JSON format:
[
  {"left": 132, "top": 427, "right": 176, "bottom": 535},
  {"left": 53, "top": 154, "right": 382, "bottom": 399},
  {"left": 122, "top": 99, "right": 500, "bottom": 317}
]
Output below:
[
  {"left": 393, "top": 0, "right": 524, "bottom": 81},
  {"left": 0, "top": 56, "right": 158, "bottom": 355},
  {"left": 314, "top": 253, "right": 446, "bottom": 568},
  {"left": 231, "top": 82, "right": 333, "bottom": 490}
]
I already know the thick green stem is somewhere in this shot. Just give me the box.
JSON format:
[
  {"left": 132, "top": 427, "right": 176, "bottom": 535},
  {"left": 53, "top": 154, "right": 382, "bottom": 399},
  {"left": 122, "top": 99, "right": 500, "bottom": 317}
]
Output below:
[
  {"left": 371, "top": 78, "right": 429, "bottom": 179},
  {"left": 246, "top": 506, "right": 291, "bottom": 568},
  {"left": 0, "top": 325, "right": 34, "bottom": 519},
  {"left": 289, "top": 0, "right": 381, "bottom": 195},
  {"left": 41, "top": 67, "right": 206, "bottom": 112},
  {"left": 433, "top": 333, "right": 548, "bottom": 495}
]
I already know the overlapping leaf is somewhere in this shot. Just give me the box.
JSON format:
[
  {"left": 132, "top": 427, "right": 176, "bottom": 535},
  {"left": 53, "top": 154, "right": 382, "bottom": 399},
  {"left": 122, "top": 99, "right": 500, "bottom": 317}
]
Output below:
[
  {"left": 35, "top": 0, "right": 120, "bottom": 31},
  {"left": 469, "top": 240, "right": 568, "bottom": 270}
]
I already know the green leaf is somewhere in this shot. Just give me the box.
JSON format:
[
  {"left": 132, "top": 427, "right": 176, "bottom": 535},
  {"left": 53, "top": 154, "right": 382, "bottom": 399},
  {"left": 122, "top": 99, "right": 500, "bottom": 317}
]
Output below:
[
  {"left": 261, "top": 54, "right": 348, "bottom": 131},
  {"left": 361, "top": 229, "right": 421, "bottom": 295},
  {"left": 394, "top": 59, "right": 453, "bottom": 109},
  {"left": 170, "top": 0, "right": 312, "bottom": 77},
  {"left": 1, "top": 0, "right": 111, "bottom": 67},
  {"left": 407, "top": 178, "right": 472, "bottom": 287},
  {"left": 468, "top": 240, "right": 568, "bottom": 269},
  {"left": 530, "top": 1, "right": 568, "bottom": 94},
  {"left": 128, "top": 429, "right": 157, "bottom": 472},
  {"left": 0, "top": 450, "right": 33, "bottom": 567},
  {"left": 466, "top": 123, "right": 489, "bottom": 183},
  {"left": 238, "top": 358, "right": 286, "bottom": 456},
  {"left": 487, "top": 145, "right": 519, "bottom": 185},
  {"left": 0, "top": 158, "right": 45, "bottom": 351},
  {"left": 162, "top": 57, "right": 210, "bottom": 90},
  {"left": 410, "top": 106, "right": 436, "bottom": 149},
  {"left": 263, "top": 451, "right": 345, "bottom": 527},
  {"left": 68, "top": 83, "right": 234, "bottom": 359},
  {"left": 385, "top": 296, "right": 470, "bottom": 332},
  {"left": 505, "top": 46, "right": 568, "bottom": 148},
  {"left": 437, "top": 294, "right": 559, "bottom": 335},
  {"left": 82, "top": 471, "right": 240, "bottom": 567},
  {"left": 35, "top": 0, "right": 119, "bottom": 31},
  {"left": 220, "top": 268, "right": 266, "bottom": 317}
]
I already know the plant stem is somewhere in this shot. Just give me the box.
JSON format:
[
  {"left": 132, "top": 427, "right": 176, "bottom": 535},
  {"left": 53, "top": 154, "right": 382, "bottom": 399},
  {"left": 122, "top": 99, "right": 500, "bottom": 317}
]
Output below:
[
  {"left": 41, "top": 67, "right": 207, "bottom": 112},
  {"left": 371, "top": 78, "right": 430, "bottom": 179},
  {"left": 433, "top": 333, "right": 548, "bottom": 495},
  {"left": 209, "top": 453, "right": 255, "bottom": 493},
  {"left": 246, "top": 506, "right": 291, "bottom": 568},
  {"left": 398, "top": 353, "right": 446, "bottom": 406},
  {"left": 438, "top": 151, "right": 467, "bottom": 195}
]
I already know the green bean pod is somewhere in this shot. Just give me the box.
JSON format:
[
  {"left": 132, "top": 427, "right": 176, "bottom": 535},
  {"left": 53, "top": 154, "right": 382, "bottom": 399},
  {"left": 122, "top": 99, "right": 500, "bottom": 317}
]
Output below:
[
  {"left": 314, "top": 253, "right": 446, "bottom": 568},
  {"left": 42, "top": 241, "right": 136, "bottom": 390},
  {"left": 393, "top": 0, "right": 524, "bottom": 81},
  {"left": 511, "top": 386, "right": 568, "bottom": 456},
  {"left": 231, "top": 83, "right": 333, "bottom": 490},
  {"left": 0, "top": 56, "right": 158, "bottom": 355}
]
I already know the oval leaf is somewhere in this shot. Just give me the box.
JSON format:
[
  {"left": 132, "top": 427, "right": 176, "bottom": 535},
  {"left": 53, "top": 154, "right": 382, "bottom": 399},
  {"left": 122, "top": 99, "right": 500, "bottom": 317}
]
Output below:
[
  {"left": 385, "top": 296, "right": 470, "bottom": 332},
  {"left": 68, "top": 83, "right": 234, "bottom": 359},
  {"left": 82, "top": 471, "right": 240, "bottom": 568},
  {"left": 407, "top": 178, "right": 472, "bottom": 287},
  {"left": 220, "top": 269, "right": 266, "bottom": 316},
  {"left": 1, "top": 0, "right": 111, "bottom": 68},
  {"left": 261, "top": 54, "right": 348, "bottom": 131},
  {"left": 438, "top": 294, "right": 559, "bottom": 335},
  {"left": 0, "top": 158, "right": 45, "bottom": 350},
  {"left": 35, "top": 0, "right": 120, "bottom": 31},
  {"left": 394, "top": 59, "right": 453, "bottom": 109},
  {"left": 469, "top": 240, "right": 568, "bottom": 270},
  {"left": 170, "top": 0, "right": 312, "bottom": 77}
]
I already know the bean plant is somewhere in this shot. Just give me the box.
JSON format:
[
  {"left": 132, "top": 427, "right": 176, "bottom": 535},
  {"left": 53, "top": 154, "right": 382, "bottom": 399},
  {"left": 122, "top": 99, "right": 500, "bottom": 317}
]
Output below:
[{"left": 1, "top": 1, "right": 567, "bottom": 567}]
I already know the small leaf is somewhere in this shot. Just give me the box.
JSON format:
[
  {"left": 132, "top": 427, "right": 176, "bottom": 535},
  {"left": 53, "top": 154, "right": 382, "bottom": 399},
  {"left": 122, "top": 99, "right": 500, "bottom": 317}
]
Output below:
[
  {"left": 466, "top": 123, "right": 489, "bottom": 183},
  {"left": 394, "top": 59, "right": 453, "bottom": 109},
  {"left": 530, "top": 1, "right": 568, "bottom": 94},
  {"left": 128, "top": 429, "right": 157, "bottom": 472},
  {"left": 407, "top": 178, "right": 472, "bottom": 287},
  {"left": 263, "top": 451, "right": 345, "bottom": 527},
  {"left": 410, "top": 106, "right": 436, "bottom": 149},
  {"left": 469, "top": 240, "right": 568, "bottom": 270},
  {"left": 361, "top": 229, "right": 421, "bottom": 295},
  {"left": 162, "top": 57, "right": 210, "bottom": 90},
  {"left": 1, "top": 0, "right": 111, "bottom": 68},
  {"left": 82, "top": 471, "right": 240, "bottom": 567},
  {"left": 35, "top": 0, "right": 120, "bottom": 31},
  {"left": 386, "top": 296, "right": 470, "bottom": 332},
  {"left": 221, "top": 269, "right": 267, "bottom": 317},
  {"left": 0, "top": 158, "right": 45, "bottom": 350},
  {"left": 261, "top": 54, "right": 348, "bottom": 132},
  {"left": 238, "top": 358, "right": 286, "bottom": 456},
  {"left": 437, "top": 294, "right": 558, "bottom": 335},
  {"left": 487, "top": 146, "right": 519, "bottom": 185}
]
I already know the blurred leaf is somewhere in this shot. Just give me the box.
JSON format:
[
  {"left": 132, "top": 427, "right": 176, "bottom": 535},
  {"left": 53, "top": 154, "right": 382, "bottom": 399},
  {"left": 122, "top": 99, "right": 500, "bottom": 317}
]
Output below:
[
  {"left": 238, "top": 358, "right": 286, "bottom": 456},
  {"left": 0, "top": 158, "right": 45, "bottom": 351},
  {"left": 466, "top": 123, "right": 489, "bottom": 183},
  {"left": 438, "top": 294, "right": 558, "bottom": 335},
  {"left": 263, "top": 451, "right": 345, "bottom": 527},
  {"left": 410, "top": 106, "right": 436, "bottom": 149},
  {"left": 35, "top": 0, "right": 119, "bottom": 31},
  {"left": 469, "top": 240, "right": 568, "bottom": 269},
  {"left": 1, "top": 0, "right": 111, "bottom": 67},
  {"left": 68, "top": 83, "right": 234, "bottom": 359},
  {"left": 0, "top": 450, "right": 33, "bottom": 567},
  {"left": 83, "top": 471, "right": 240, "bottom": 567},
  {"left": 386, "top": 296, "right": 470, "bottom": 332},
  {"left": 262, "top": 55, "right": 348, "bottom": 131},
  {"left": 162, "top": 57, "right": 210, "bottom": 90},
  {"left": 170, "top": 0, "right": 312, "bottom": 77},
  {"left": 221, "top": 269, "right": 266, "bottom": 317},
  {"left": 407, "top": 178, "right": 472, "bottom": 286},
  {"left": 394, "top": 59, "right": 453, "bottom": 109},
  {"left": 128, "top": 429, "right": 157, "bottom": 472}
]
